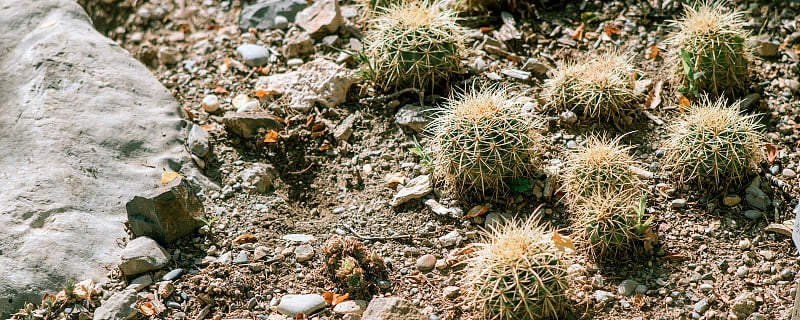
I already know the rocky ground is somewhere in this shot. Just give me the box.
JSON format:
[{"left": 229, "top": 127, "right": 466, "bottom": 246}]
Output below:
[{"left": 24, "top": 0, "right": 800, "bottom": 319}]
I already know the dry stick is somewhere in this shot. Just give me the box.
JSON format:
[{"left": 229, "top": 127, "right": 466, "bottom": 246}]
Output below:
[
  {"left": 361, "top": 88, "right": 425, "bottom": 108},
  {"left": 340, "top": 223, "right": 411, "bottom": 241}
]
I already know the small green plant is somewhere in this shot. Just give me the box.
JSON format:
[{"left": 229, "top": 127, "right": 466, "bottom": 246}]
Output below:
[
  {"left": 542, "top": 51, "right": 641, "bottom": 121},
  {"left": 661, "top": 96, "right": 763, "bottom": 189},
  {"left": 560, "top": 135, "right": 644, "bottom": 209},
  {"left": 63, "top": 279, "right": 75, "bottom": 299},
  {"left": 667, "top": 1, "right": 750, "bottom": 97},
  {"left": 408, "top": 136, "right": 433, "bottom": 172},
  {"left": 678, "top": 48, "right": 705, "bottom": 97},
  {"left": 363, "top": 0, "right": 466, "bottom": 91},
  {"left": 575, "top": 194, "right": 654, "bottom": 263},
  {"left": 510, "top": 178, "right": 534, "bottom": 196},
  {"left": 461, "top": 216, "right": 569, "bottom": 320},
  {"left": 427, "top": 86, "right": 545, "bottom": 196},
  {"left": 194, "top": 215, "right": 221, "bottom": 228}
]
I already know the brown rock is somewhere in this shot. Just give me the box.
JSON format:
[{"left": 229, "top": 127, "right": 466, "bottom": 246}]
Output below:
[
  {"left": 222, "top": 111, "right": 283, "bottom": 139},
  {"left": 126, "top": 177, "right": 204, "bottom": 244},
  {"left": 295, "top": 0, "right": 342, "bottom": 37}
]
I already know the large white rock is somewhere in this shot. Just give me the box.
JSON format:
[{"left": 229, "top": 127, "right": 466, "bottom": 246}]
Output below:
[{"left": 0, "top": 0, "right": 194, "bottom": 316}]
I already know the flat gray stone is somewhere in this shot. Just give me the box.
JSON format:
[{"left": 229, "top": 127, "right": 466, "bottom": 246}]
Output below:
[
  {"left": 93, "top": 289, "right": 138, "bottom": 320},
  {"left": 390, "top": 175, "right": 432, "bottom": 207},
  {"left": 617, "top": 279, "right": 639, "bottom": 297},
  {"left": 0, "top": 0, "right": 195, "bottom": 316},
  {"left": 277, "top": 294, "right": 327, "bottom": 317},
  {"left": 294, "top": 244, "right": 315, "bottom": 262},
  {"left": 745, "top": 178, "right": 770, "bottom": 210},
  {"left": 254, "top": 58, "right": 356, "bottom": 113},
  {"left": 119, "top": 237, "right": 170, "bottom": 276},
  {"left": 295, "top": 0, "right": 342, "bottom": 37},
  {"left": 362, "top": 297, "right": 425, "bottom": 320},
  {"left": 188, "top": 124, "right": 211, "bottom": 158},
  {"left": 394, "top": 105, "right": 431, "bottom": 133},
  {"left": 240, "top": 163, "right": 277, "bottom": 193}
]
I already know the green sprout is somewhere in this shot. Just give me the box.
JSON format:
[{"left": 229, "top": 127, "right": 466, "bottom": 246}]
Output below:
[{"left": 678, "top": 48, "right": 705, "bottom": 98}]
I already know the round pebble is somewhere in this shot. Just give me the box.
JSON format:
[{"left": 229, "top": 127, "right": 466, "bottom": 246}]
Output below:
[
  {"left": 202, "top": 94, "right": 220, "bottom": 112},
  {"left": 783, "top": 168, "right": 797, "bottom": 178},
  {"left": 416, "top": 254, "right": 436, "bottom": 272}
]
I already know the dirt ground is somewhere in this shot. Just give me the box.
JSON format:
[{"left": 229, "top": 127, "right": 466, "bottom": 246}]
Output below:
[{"left": 74, "top": 0, "right": 800, "bottom": 319}]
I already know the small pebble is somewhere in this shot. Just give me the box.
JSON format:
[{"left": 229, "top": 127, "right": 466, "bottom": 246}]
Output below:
[
  {"left": 699, "top": 283, "right": 713, "bottom": 292},
  {"left": 722, "top": 195, "right": 741, "bottom": 206},
  {"left": 743, "top": 209, "right": 761, "bottom": 220},
  {"left": 162, "top": 268, "right": 184, "bottom": 281},
  {"left": 783, "top": 168, "right": 797, "bottom": 178},
  {"left": 416, "top": 254, "right": 436, "bottom": 272},
  {"left": 671, "top": 199, "right": 686, "bottom": 208},
  {"left": 618, "top": 279, "right": 639, "bottom": 297},
  {"left": 736, "top": 266, "right": 749, "bottom": 278},
  {"left": 202, "top": 95, "right": 220, "bottom": 112}
]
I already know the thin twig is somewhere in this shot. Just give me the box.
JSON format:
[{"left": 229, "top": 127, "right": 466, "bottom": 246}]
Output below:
[
  {"left": 288, "top": 162, "right": 314, "bottom": 175},
  {"left": 340, "top": 223, "right": 411, "bottom": 241},
  {"left": 361, "top": 88, "right": 425, "bottom": 108}
]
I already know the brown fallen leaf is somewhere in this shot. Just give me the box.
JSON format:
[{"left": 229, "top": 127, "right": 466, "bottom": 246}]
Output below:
[
  {"left": 139, "top": 301, "right": 156, "bottom": 316},
  {"left": 161, "top": 172, "right": 181, "bottom": 184},
  {"left": 604, "top": 25, "right": 620, "bottom": 36},
  {"left": 464, "top": 205, "right": 489, "bottom": 218},
  {"left": 648, "top": 45, "right": 659, "bottom": 60},
  {"left": 333, "top": 293, "right": 349, "bottom": 306},
  {"left": 765, "top": 143, "right": 777, "bottom": 165},
  {"left": 73, "top": 279, "right": 94, "bottom": 300},
  {"left": 200, "top": 123, "right": 221, "bottom": 132},
  {"left": 677, "top": 94, "right": 691, "bottom": 110},
  {"left": 233, "top": 234, "right": 257, "bottom": 244},
  {"left": 212, "top": 86, "right": 229, "bottom": 95},
  {"left": 551, "top": 230, "right": 575, "bottom": 254},
  {"left": 765, "top": 223, "right": 792, "bottom": 237},
  {"left": 642, "top": 227, "right": 658, "bottom": 253},
  {"left": 254, "top": 89, "right": 269, "bottom": 98},
  {"left": 42, "top": 293, "right": 56, "bottom": 305},
  {"left": 264, "top": 130, "right": 279, "bottom": 143},
  {"left": 572, "top": 23, "right": 585, "bottom": 41},
  {"left": 384, "top": 172, "right": 406, "bottom": 188}
]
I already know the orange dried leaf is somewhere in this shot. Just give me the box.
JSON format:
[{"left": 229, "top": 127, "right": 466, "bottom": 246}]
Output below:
[
  {"left": 139, "top": 301, "right": 156, "bottom": 316},
  {"left": 571, "top": 24, "right": 585, "bottom": 41},
  {"left": 332, "top": 293, "right": 349, "bottom": 306},
  {"left": 480, "top": 27, "right": 493, "bottom": 33},
  {"left": 73, "top": 279, "right": 94, "bottom": 300},
  {"left": 295, "top": 313, "right": 307, "bottom": 320},
  {"left": 264, "top": 130, "right": 279, "bottom": 143},
  {"left": 551, "top": 230, "right": 575, "bottom": 254},
  {"left": 648, "top": 46, "right": 659, "bottom": 60},
  {"left": 604, "top": 25, "right": 620, "bottom": 36},
  {"left": 678, "top": 94, "right": 691, "bottom": 110},
  {"left": 213, "top": 86, "right": 230, "bottom": 95},
  {"left": 233, "top": 234, "right": 257, "bottom": 244},
  {"left": 319, "top": 143, "right": 333, "bottom": 151},
  {"left": 161, "top": 172, "right": 181, "bottom": 184},
  {"left": 200, "top": 123, "right": 220, "bottom": 131},
  {"left": 766, "top": 144, "right": 777, "bottom": 165},
  {"left": 323, "top": 291, "right": 334, "bottom": 305},
  {"left": 254, "top": 89, "right": 269, "bottom": 98},
  {"left": 42, "top": 293, "right": 56, "bottom": 304},
  {"left": 384, "top": 172, "right": 406, "bottom": 187},
  {"left": 464, "top": 205, "right": 488, "bottom": 218}
]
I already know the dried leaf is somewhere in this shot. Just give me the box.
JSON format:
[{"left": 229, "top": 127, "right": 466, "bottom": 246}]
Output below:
[
  {"left": 295, "top": 313, "right": 307, "bottom": 320},
  {"left": 765, "top": 223, "right": 792, "bottom": 237},
  {"left": 254, "top": 89, "right": 269, "bottom": 98},
  {"left": 604, "top": 25, "right": 620, "bottom": 36},
  {"left": 480, "top": 27, "right": 493, "bottom": 33},
  {"left": 319, "top": 142, "right": 333, "bottom": 151},
  {"left": 42, "top": 293, "right": 56, "bottom": 305},
  {"left": 384, "top": 172, "right": 406, "bottom": 188},
  {"left": 213, "top": 86, "right": 229, "bottom": 95},
  {"left": 200, "top": 123, "right": 221, "bottom": 131},
  {"left": 55, "top": 290, "right": 67, "bottom": 301},
  {"left": 642, "top": 227, "right": 658, "bottom": 253},
  {"left": 233, "top": 234, "right": 257, "bottom": 244},
  {"left": 648, "top": 46, "right": 659, "bottom": 60},
  {"left": 464, "top": 205, "right": 489, "bottom": 218},
  {"left": 161, "top": 172, "right": 181, "bottom": 184},
  {"left": 551, "top": 230, "right": 575, "bottom": 254},
  {"left": 232, "top": 94, "right": 250, "bottom": 110},
  {"left": 332, "top": 293, "right": 349, "bottom": 306},
  {"left": 139, "top": 301, "right": 156, "bottom": 316},
  {"left": 73, "top": 279, "right": 93, "bottom": 300},
  {"left": 323, "top": 291, "right": 334, "bottom": 305},
  {"left": 678, "top": 94, "right": 691, "bottom": 110},
  {"left": 264, "top": 130, "right": 279, "bottom": 143},
  {"left": 571, "top": 23, "right": 585, "bottom": 41},
  {"left": 766, "top": 143, "right": 777, "bottom": 165}
]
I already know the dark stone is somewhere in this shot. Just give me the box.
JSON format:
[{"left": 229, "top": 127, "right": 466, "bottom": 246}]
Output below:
[
  {"left": 222, "top": 111, "right": 283, "bottom": 139},
  {"left": 238, "top": 0, "right": 309, "bottom": 31},
  {"left": 126, "top": 177, "right": 204, "bottom": 244}
]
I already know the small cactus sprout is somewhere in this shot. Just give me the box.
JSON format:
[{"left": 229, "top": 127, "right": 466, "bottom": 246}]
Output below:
[
  {"left": 661, "top": 96, "right": 763, "bottom": 189},
  {"left": 461, "top": 217, "right": 569, "bottom": 320},
  {"left": 427, "top": 86, "right": 545, "bottom": 196},
  {"left": 667, "top": 1, "right": 750, "bottom": 97},
  {"left": 542, "top": 51, "right": 640, "bottom": 121},
  {"left": 321, "top": 236, "right": 386, "bottom": 297},
  {"left": 560, "top": 135, "right": 644, "bottom": 208},
  {"left": 363, "top": 0, "right": 466, "bottom": 91},
  {"left": 574, "top": 194, "right": 654, "bottom": 263}
]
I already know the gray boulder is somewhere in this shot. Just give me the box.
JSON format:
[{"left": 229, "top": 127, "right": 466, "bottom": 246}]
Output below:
[{"left": 0, "top": 1, "right": 194, "bottom": 315}]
